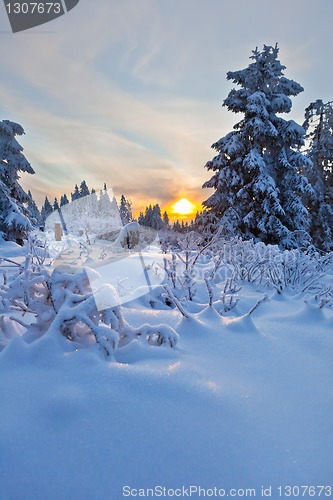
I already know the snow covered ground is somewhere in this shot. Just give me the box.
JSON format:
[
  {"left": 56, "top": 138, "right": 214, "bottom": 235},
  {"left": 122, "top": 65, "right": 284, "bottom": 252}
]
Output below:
[{"left": 0, "top": 239, "right": 332, "bottom": 499}]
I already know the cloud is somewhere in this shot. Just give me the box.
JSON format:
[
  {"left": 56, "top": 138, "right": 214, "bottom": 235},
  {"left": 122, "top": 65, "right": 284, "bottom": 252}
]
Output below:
[
  {"left": 0, "top": 18, "right": 228, "bottom": 209},
  {"left": 1, "top": 0, "right": 332, "bottom": 211}
]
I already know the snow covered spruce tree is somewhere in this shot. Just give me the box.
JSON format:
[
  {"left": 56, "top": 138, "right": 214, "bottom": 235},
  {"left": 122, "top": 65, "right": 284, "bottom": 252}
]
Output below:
[
  {"left": 60, "top": 193, "right": 69, "bottom": 206},
  {"left": 203, "top": 44, "right": 313, "bottom": 249},
  {"left": 71, "top": 184, "right": 80, "bottom": 202},
  {"left": 0, "top": 120, "right": 35, "bottom": 244},
  {"left": 40, "top": 196, "right": 53, "bottom": 222},
  {"left": 302, "top": 100, "right": 333, "bottom": 251},
  {"left": 119, "top": 194, "right": 133, "bottom": 225},
  {"left": 79, "top": 180, "right": 90, "bottom": 198},
  {"left": 27, "top": 190, "right": 41, "bottom": 227},
  {"left": 53, "top": 197, "right": 59, "bottom": 211},
  {"left": 138, "top": 204, "right": 164, "bottom": 230}
]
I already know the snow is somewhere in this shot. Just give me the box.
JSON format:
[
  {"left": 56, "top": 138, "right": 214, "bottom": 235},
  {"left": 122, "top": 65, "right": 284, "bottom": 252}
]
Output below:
[{"left": 0, "top": 240, "right": 332, "bottom": 499}]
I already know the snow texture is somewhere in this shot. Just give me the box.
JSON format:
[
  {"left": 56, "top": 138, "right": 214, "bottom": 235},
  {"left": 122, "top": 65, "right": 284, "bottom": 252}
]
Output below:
[{"left": 0, "top": 237, "right": 332, "bottom": 499}]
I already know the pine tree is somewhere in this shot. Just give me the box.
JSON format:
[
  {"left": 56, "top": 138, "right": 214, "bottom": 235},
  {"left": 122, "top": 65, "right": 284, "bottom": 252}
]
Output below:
[
  {"left": 203, "top": 44, "right": 313, "bottom": 249},
  {"left": 163, "top": 211, "right": 170, "bottom": 227},
  {"left": 173, "top": 220, "right": 181, "bottom": 232},
  {"left": 79, "top": 180, "right": 90, "bottom": 198},
  {"left": 27, "top": 190, "right": 41, "bottom": 227},
  {"left": 193, "top": 210, "right": 220, "bottom": 239},
  {"left": 138, "top": 204, "right": 163, "bottom": 229},
  {"left": 41, "top": 196, "right": 53, "bottom": 222},
  {"left": 119, "top": 195, "right": 133, "bottom": 225},
  {"left": 0, "top": 120, "right": 35, "bottom": 244},
  {"left": 60, "top": 194, "right": 69, "bottom": 206},
  {"left": 151, "top": 203, "right": 163, "bottom": 230},
  {"left": 302, "top": 99, "right": 333, "bottom": 250},
  {"left": 98, "top": 188, "right": 114, "bottom": 217},
  {"left": 88, "top": 188, "right": 99, "bottom": 216},
  {"left": 71, "top": 184, "right": 80, "bottom": 202},
  {"left": 144, "top": 205, "right": 153, "bottom": 227},
  {"left": 138, "top": 211, "right": 145, "bottom": 226},
  {"left": 53, "top": 197, "right": 59, "bottom": 211}
]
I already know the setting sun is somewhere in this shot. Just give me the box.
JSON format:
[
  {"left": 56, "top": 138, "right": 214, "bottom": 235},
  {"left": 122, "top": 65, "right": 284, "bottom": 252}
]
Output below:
[{"left": 171, "top": 198, "right": 197, "bottom": 216}]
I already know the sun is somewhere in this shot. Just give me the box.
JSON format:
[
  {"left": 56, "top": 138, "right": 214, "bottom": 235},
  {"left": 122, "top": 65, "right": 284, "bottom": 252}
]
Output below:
[{"left": 171, "top": 198, "right": 197, "bottom": 216}]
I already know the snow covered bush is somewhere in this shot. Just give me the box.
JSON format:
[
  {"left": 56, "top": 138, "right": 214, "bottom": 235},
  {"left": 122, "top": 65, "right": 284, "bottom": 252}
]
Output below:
[
  {"left": 157, "top": 233, "right": 333, "bottom": 319},
  {"left": 0, "top": 241, "right": 178, "bottom": 357},
  {"left": 160, "top": 230, "right": 223, "bottom": 305},
  {"left": 209, "top": 237, "right": 332, "bottom": 294}
]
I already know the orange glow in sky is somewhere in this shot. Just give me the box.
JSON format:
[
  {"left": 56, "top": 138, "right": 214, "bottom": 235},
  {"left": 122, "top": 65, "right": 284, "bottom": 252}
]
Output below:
[{"left": 169, "top": 198, "right": 198, "bottom": 219}]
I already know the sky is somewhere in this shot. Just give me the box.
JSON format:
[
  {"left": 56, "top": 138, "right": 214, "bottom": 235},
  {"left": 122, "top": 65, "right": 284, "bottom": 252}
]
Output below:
[{"left": 1, "top": 0, "right": 333, "bottom": 217}]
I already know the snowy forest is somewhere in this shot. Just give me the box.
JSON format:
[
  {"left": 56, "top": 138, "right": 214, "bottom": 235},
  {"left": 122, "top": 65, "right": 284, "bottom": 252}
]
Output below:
[{"left": 0, "top": 44, "right": 332, "bottom": 498}]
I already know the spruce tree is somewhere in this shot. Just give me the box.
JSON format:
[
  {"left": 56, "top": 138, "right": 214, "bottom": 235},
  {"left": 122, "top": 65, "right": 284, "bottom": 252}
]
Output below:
[
  {"left": 79, "top": 180, "right": 90, "bottom": 198},
  {"left": 152, "top": 204, "right": 163, "bottom": 230},
  {"left": 27, "top": 190, "right": 41, "bottom": 227},
  {"left": 71, "top": 184, "right": 80, "bottom": 202},
  {"left": 173, "top": 220, "right": 181, "bottom": 232},
  {"left": 0, "top": 120, "right": 35, "bottom": 243},
  {"left": 144, "top": 205, "right": 154, "bottom": 227},
  {"left": 41, "top": 196, "right": 53, "bottom": 222},
  {"left": 98, "top": 189, "right": 114, "bottom": 217},
  {"left": 119, "top": 195, "right": 133, "bottom": 225},
  {"left": 302, "top": 99, "right": 333, "bottom": 250},
  {"left": 138, "top": 204, "right": 163, "bottom": 229},
  {"left": 53, "top": 197, "right": 59, "bottom": 211},
  {"left": 203, "top": 44, "right": 313, "bottom": 249},
  {"left": 138, "top": 211, "right": 145, "bottom": 226},
  {"left": 88, "top": 188, "right": 99, "bottom": 216},
  {"left": 163, "top": 211, "right": 170, "bottom": 227},
  {"left": 60, "top": 194, "right": 69, "bottom": 206}
]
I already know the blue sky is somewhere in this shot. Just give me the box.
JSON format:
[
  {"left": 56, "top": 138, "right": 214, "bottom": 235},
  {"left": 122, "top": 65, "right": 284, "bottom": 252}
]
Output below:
[{"left": 1, "top": 0, "right": 332, "bottom": 213}]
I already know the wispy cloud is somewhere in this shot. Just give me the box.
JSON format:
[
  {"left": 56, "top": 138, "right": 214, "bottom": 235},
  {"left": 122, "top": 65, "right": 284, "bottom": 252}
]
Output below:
[{"left": 1, "top": 0, "right": 332, "bottom": 211}]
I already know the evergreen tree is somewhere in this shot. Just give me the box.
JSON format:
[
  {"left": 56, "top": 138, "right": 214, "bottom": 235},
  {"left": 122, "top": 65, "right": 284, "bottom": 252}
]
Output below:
[
  {"left": 60, "top": 194, "right": 69, "bottom": 206},
  {"left": 88, "top": 188, "right": 99, "bottom": 216},
  {"left": 98, "top": 189, "right": 114, "bottom": 216},
  {"left": 138, "top": 211, "right": 145, "bottom": 226},
  {"left": 71, "top": 184, "right": 80, "bottom": 201},
  {"left": 203, "top": 44, "right": 313, "bottom": 249},
  {"left": 119, "top": 195, "right": 133, "bottom": 225},
  {"left": 302, "top": 99, "right": 333, "bottom": 250},
  {"left": 144, "top": 204, "right": 154, "bottom": 227},
  {"left": 151, "top": 203, "right": 163, "bottom": 230},
  {"left": 173, "top": 220, "right": 181, "bottom": 232},
  {"left": 0, "top": 120, "right": 35, "bottom": 244},
  {"left": 163, "top": 211, "right": 170, "bottom": 227},
  {"left": 193, "top": 210, "right": 220, "bottom": 238},
  {"left": 138, "top": 204, "right": 163, "bottom": 229},
  {"left": 79, "top": 180, "right": 90, "bottom": 198},
  {"left": 27, "top": 190, "right": 40, "bottom": 227},
  {"left": 41, "top": 196, "right": 53, "bottom": 222},
  {"left": 53, "top": 197, "right": 59, "bottom": 211}
]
